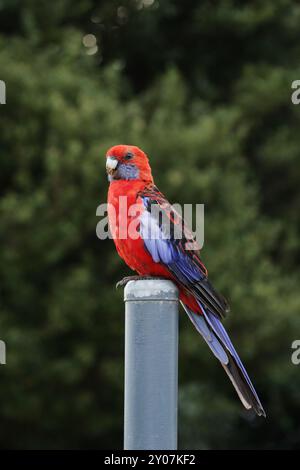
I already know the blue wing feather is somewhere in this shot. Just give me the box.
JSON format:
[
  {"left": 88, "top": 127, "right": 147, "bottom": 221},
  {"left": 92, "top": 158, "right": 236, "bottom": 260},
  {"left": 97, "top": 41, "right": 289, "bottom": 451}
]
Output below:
[
  {"left": 138, "top": 188, "right": 266, "bottom": 417},
  {"left": 139, "top": 190, "right": 229, "bottom": 318}
]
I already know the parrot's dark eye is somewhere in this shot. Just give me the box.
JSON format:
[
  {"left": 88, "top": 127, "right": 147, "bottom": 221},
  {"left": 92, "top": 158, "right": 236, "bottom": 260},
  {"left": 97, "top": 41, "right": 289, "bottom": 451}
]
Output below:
[{"left": 124, "top": 152, "right": 134, "bottom": 161}]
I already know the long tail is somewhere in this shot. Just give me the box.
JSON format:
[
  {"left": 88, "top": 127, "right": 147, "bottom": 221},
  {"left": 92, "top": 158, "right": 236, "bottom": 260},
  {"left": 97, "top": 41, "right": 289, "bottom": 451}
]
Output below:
[{"left": 181, "top": 301, "right": 266, "bottom": 417}]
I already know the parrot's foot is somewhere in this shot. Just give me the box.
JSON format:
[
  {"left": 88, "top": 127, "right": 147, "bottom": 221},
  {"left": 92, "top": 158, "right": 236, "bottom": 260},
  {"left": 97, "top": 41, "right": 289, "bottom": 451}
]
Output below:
[{"left": 116, "top": 275, "right": 167, "bottom": 289}]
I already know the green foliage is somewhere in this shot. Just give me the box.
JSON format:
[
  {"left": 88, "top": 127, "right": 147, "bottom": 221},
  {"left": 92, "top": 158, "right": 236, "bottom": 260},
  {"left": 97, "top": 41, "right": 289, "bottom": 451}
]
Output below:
[{"left": 0, "top": 0, "right": 300, "bottom": 449}]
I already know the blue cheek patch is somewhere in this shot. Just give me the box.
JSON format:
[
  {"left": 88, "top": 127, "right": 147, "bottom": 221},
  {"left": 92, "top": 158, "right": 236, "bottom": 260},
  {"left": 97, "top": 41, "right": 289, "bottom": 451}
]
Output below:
[{"left": 118, "top": 164, "right": 139, "bottom": 180}]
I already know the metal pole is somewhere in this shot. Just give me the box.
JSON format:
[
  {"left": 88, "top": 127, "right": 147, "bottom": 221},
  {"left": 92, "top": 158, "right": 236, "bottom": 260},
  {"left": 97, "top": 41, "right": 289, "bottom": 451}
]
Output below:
[{"left": 124, "top": 279, "right": 179, "bottom": 450}]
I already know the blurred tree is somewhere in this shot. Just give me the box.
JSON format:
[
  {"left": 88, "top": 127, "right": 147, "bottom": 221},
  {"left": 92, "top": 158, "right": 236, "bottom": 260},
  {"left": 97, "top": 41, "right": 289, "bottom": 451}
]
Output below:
[{"left": 0, "top": 0, "right": 300, "bottom": 450}]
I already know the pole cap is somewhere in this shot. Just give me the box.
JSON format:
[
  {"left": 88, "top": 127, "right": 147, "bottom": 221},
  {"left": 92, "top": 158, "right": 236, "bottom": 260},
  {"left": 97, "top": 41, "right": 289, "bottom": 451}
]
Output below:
[{"left": 124, "top": 279, "right": 178, "bottom": 302}]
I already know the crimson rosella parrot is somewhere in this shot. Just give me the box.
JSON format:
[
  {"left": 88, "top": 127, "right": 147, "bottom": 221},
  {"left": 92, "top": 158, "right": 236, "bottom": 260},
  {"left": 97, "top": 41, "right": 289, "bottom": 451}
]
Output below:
[{"left": 106, "top": 144, "right": 265, "bottom": 417}]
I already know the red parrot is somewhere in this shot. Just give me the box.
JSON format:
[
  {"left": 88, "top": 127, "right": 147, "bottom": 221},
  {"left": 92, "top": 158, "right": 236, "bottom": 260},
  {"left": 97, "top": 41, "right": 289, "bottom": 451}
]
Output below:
[{"left": 106, "top": 144, "right": 265, "bottom": 417}]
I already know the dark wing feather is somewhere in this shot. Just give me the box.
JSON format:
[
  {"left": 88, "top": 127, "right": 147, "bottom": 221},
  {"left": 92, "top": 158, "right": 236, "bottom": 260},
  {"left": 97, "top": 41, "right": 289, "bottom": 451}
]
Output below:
[
  {"left": 138, "top": 184, "right": 229, "bottom": 319},
  {"left": 138, "top": 184, "right": 265, "bottom": 416}
]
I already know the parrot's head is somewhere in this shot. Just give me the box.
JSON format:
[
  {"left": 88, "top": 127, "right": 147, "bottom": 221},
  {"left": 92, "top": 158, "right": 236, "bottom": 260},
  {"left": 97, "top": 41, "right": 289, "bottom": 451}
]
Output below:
[{"left": 105, "top": 145, "right": 153, "bottom": 183}]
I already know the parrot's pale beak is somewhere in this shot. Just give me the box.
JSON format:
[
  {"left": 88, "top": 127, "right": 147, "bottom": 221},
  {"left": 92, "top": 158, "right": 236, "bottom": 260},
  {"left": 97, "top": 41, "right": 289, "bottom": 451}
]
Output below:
[{"left": 106, "top": 156, "right": 119, "bottom": 176}]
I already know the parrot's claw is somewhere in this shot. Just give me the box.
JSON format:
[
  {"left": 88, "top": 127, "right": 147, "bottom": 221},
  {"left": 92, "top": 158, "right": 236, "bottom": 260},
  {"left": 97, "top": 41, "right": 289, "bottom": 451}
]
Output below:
[
  {"left": 116, "top": 275, "right": 167, "bottom": 289},
  {"left": 116, "top": 276, "right": 140, "bottom": 289}
]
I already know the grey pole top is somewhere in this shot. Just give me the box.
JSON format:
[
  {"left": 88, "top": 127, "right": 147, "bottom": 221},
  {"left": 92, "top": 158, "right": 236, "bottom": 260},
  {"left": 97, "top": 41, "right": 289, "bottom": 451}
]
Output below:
[
  {"left": 124, "top": 279, "right": 179, "bottom": 302},
  {"left": 124, "top": 279, "right": 179, "bottom": 450}
]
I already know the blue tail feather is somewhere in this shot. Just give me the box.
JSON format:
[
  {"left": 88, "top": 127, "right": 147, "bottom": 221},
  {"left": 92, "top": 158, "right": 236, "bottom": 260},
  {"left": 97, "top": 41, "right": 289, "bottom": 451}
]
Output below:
[{"left": 182, "top": 301, "right": 266, "bottom": 417}]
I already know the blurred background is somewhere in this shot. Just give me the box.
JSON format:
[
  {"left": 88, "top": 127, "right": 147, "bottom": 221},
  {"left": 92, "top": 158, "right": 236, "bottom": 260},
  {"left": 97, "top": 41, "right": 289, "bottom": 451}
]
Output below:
[{"left": 0, "top": 0, "right": 300, "bottom": 449}]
